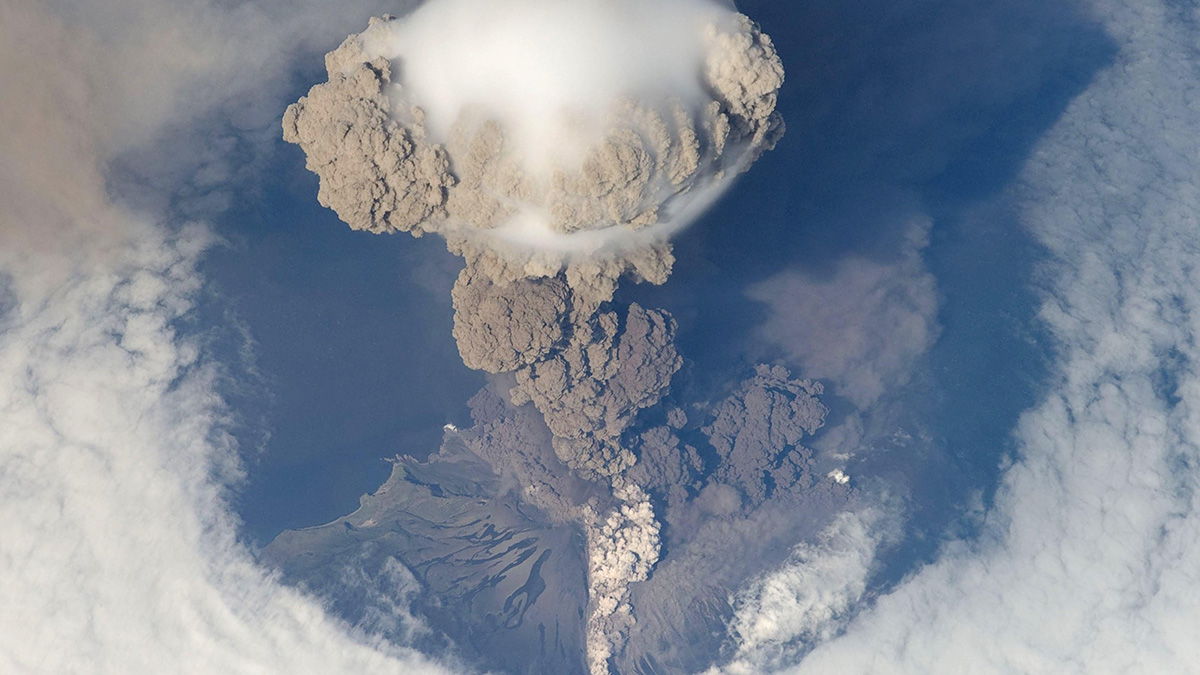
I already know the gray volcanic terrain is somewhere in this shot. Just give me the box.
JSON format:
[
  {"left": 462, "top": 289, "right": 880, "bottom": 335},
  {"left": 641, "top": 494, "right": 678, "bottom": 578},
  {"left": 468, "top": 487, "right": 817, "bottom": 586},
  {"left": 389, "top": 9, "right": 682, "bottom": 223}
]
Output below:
[
  {"left": 264, "top": 430, "right": 591, "bottom": 675},
  {"left": 265, "top": 365, "right": 855, "bottom": 675}
]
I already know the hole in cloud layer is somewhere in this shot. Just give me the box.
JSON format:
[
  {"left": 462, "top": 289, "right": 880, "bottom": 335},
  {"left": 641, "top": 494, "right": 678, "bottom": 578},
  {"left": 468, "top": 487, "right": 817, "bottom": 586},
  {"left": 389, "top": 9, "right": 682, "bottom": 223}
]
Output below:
[{"left": 280, "top": 3, "right": 798, "bottom": 671}]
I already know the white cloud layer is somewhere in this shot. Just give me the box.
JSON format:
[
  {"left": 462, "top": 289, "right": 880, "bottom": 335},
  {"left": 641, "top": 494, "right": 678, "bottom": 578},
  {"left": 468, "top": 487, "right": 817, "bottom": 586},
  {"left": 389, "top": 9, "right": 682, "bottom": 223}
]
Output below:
[
  {"left": 371, "top": 0, "right": 722, "bottom": 166},
  {"left": 720, "top": 510, "right": 887, "bottom": 674},
  {"left": 14, "top": 0, "right": 1199, "bottom": 673},
  {"left": 0, "top": 0, "right": 455, "bottom": 673},
  {"left": 727, "top": 1, "right": 1200, "bottom": 672}
]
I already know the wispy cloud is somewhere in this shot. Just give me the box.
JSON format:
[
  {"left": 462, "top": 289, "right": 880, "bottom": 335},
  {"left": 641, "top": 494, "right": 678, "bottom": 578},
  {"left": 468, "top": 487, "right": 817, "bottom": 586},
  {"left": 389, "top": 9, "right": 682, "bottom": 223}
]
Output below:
[
  {"left": 0, "top": 1, "right": 455, "bottom": 672},
  {"left": 747, "top": 217, "right": 939, "bottom": 408},
  {"left": 727, "top": 1, "right": 1200, "bottom": 672}
]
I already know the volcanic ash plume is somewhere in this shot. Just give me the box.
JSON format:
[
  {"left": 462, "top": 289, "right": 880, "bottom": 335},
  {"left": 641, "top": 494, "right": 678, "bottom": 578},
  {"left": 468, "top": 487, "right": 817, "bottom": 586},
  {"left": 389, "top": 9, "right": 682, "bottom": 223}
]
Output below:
[
  {"left": 284, "top": 0, "right": 783, "bottom": 475},
  {"left": 283, "top": 2, "right": 785, "bottom": 671},
  {"left": 283, "top": 0, "right": 784, "bottom": 285}
]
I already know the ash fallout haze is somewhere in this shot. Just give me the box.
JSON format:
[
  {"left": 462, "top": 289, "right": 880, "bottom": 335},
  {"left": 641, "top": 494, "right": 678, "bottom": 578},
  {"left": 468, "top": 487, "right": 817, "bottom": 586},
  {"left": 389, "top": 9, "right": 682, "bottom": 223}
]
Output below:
[{"left": 4, "top": 0, "right": 1200, "bottom": 675}]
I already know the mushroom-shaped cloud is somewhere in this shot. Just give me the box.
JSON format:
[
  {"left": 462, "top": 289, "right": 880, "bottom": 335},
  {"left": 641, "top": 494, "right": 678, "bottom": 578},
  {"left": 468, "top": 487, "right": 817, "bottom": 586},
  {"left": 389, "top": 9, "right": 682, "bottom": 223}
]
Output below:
[
  {"left": 284, "top": 0, "right": 784, "bottom": 288},
  {"left": 284, "top": 6, "right": 785, "bottom": 670},
  {"left": 283, "top": 0, "right": 785, "bottom": 477}
]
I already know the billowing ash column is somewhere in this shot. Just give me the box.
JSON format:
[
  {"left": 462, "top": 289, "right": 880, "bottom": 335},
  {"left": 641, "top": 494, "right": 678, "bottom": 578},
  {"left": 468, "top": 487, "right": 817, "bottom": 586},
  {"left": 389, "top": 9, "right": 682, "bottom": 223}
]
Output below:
[{"left": 282, "top": 2, "right": 784, "bottom": 671}]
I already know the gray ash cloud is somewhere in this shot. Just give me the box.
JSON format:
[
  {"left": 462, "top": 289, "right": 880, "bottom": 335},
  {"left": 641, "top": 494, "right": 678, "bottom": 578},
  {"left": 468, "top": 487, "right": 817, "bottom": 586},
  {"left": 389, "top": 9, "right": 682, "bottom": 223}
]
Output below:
[
  {"left": 274, "top": 4, "right": 865, "bottom": 673},
  {"left": 283, "top": 6, "right": 785, "bottom": 479}
]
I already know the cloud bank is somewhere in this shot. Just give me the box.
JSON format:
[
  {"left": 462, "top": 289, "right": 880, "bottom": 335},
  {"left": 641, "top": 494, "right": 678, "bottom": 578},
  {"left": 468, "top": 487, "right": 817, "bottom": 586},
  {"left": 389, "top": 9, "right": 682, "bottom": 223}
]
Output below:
[
  {"left": 721, "top": 0, "right": 1200, "bottom": 672},
  {"left": 29, "top": 1, "right": 1183, "bottom": 673},
  {"left": 0, "top": 0, "right": 459, "bottom": 673},
  {"left": 722, "top": 510, "right": 888, "bottom": 674}
]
